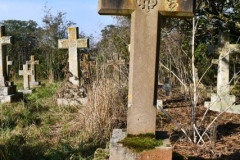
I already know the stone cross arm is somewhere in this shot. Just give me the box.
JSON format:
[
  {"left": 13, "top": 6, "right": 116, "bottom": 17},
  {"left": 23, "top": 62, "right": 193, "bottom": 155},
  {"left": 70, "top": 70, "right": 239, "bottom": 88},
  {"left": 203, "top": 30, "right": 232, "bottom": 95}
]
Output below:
[
  {"left": 58, "top": 39, "right": 89, "bottom": 49},
  {"left": 0, "top": 36, "right": 12, "bottom": 45},
  {"left": 98, "top": 0, "right": 195, "bottom": 17}
]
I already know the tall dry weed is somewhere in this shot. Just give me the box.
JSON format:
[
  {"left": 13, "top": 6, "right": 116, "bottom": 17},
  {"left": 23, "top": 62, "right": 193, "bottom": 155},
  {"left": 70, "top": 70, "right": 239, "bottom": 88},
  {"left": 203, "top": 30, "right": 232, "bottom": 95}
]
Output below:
[{"left": 82, "top": 79, "right": 127, "bottom": 142}]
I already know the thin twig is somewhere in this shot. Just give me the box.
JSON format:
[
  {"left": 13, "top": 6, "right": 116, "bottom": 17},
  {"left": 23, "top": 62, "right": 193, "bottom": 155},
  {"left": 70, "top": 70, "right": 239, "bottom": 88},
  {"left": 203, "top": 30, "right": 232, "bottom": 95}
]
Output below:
[
  {"left": 197, "top": 102, "right": 235, "bottom": 145},
  {"left": 158, "top": 104, "right": 193, "bottom": 143}
]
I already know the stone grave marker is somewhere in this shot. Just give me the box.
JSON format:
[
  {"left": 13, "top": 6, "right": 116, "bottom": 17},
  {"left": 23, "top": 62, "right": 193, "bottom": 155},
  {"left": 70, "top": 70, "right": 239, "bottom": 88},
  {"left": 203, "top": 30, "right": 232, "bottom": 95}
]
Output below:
[
  {"left": 6, "top": 56, "right": 13, "bottom": 77},
  {"left": 58, "top": 27, "right": 89, "bottom": 86},
  {"left": 204, "top": 41, "right": 240, "bottom": 113},
  {"left": 98, "top": 0, "right": 194, "bottom": 159},
  {"left": 26, "top": 55, "right": 40, "bottom": 87},
  {"left": 0, "top": 26, "right": 22, "bottom": 102},
  {"left": 107, "top": 52, "right": 125, "bottom": 84},
  {"left": 19, "top": 64, "right": 33, "bottom": 94},
  {"left": 57, "top": 27, "right": 89, "bottom": 106},
  {"left": 99, "top": 0, "right": 194, "bottom": 135}
]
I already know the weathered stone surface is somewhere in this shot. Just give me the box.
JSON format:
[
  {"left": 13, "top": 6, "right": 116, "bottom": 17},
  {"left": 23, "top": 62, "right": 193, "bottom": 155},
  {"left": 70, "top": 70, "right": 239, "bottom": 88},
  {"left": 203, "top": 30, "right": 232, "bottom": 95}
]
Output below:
[
  {"left": 204, "top": 40, "right": 240, "bottom": 113},
  {"left": 98, "top": 0, "right": 194, "bottom": 17},
  {"left": 98, "top": 0, "right": 194, "bottom": 135},
  {"left": 0, "top": 26, "right": 21, "bottom": 103},
  {"left": 57, "top": 98, "right": 88, "bottom": 106},
  {"left": 157, "top": 100, "right": 163, "bottom": 110},
  {"left": 18, "top": 89, "right": 33, "bottom": 94},
  {"left": 19, "top": 64, "right": 31, "bottom": 90},
  {"left": 205, "top": 94, "right": 240, "bottom": 114},
  {"left": 109, "top": 129, "right": 172, "bottom": 160},
  {"left": 57, "top": 80, "right": 88, "bottom": 106},
  {"left": 58, "top": 27, "right": 89, "bottom": 86},
  {"left": 0, "top": 92, "right": 23, "bottom": 103},
  {"left": 0, "top": 86, "right": 17, "bottom": 96},
  {"left": 26, "top": 55, "right": 40, "bottom": 87},
  {"left": 0, "top": 26, "right": 12, "bottom": 87}
]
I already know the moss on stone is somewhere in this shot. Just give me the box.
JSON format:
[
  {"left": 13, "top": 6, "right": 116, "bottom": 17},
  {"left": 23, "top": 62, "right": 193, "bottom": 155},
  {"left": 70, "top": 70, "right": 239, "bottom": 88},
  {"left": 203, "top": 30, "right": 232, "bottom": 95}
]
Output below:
[{"left": 118, "top": 133, "right": 163, "bottom": 153}]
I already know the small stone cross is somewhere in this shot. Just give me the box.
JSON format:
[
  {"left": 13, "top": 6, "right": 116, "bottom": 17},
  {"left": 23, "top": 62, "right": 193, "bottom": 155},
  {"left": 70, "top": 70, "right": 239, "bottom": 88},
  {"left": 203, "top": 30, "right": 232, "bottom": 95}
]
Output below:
[
  {"left": 0, "top": 26, "right": 12, "bottom": 87},
  {"left": 19, "top": 64, "right": 31, "bottom": 89},
  {"left": 98, "top": 0, "right": 194, "bottom": 135},
  {"left": 26, "top": 55, "right": 39, "bottom": 86},
  {"left": 58, "top": 27, "right": 89, "bottom": 85}
]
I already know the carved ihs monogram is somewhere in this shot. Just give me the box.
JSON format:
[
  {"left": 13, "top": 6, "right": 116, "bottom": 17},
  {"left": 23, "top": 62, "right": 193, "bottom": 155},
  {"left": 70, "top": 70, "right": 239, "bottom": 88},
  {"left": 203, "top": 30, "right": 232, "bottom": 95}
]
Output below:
[
  {"left": 137, "top": 0, "right": 158, "bottom": 13},
  {"left": 165, "top": 0, "right": 179, "bottom": 11}
]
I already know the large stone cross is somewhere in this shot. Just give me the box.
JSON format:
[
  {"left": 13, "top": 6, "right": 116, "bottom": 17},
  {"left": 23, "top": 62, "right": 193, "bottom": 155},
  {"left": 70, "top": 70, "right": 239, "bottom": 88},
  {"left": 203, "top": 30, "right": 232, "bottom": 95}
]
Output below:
[
  {"left": 0, "top": 26, "right": 12, "bottom": 87},
  {"left": 99, "top": 0, "right": 194, "bottom": 135},
  {"left": 19, "top": 64, "right": 31, "bottom": 89},
  {"left": 26, "top": 55, "right": 39, "bottom": 86},
  {"left": 58, "top": 27, "right": 89, "bottom": 85}
]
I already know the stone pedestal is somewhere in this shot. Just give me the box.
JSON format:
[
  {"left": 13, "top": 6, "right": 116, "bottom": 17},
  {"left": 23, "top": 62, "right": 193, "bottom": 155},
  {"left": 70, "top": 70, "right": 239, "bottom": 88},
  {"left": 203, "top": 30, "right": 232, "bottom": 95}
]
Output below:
[
  {"left": 204, "top": 94, "right": 240, "bottom": 114},
  {"left": 0, "top": 85, "right": 23, "bottom": 103},
  {"left": 109, "top": 129, "right": 172, "bottom": 160},
  {"left": 57, "top": 97, "right": 88, "bottom": 106},
  {"left": 30, "top": 81, "right": 41, "bottom": 88},
  {"left": 18, "top": 89, "right": 34, "bottom": 94}
]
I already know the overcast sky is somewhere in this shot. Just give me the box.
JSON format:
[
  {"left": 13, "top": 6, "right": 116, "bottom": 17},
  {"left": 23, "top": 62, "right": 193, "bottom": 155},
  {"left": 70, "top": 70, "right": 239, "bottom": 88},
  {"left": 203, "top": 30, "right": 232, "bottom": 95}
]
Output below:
[{"left": 0, "top": 0, "right": 114, "bottom": 39}]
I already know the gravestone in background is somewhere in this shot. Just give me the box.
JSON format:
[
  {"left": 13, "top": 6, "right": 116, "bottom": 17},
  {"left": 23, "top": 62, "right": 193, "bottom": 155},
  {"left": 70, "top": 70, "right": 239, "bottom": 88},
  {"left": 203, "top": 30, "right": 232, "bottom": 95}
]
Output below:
[
  {"left": 58, "top": 27, "right": 89, "bottom": 86},
  {"left": 57, "top": 27, "right": 89, "bottom": 106},
  {"left": 107, "top": 52, "right": 125, "bottom": 84},
  {"left": 0, "top": 26, "right": 22, "bottom": 102},
  {"left": 98, "top": 0, "right": 194, "bottom": 159},
  {"left": 26, "top": 55, "right": 40, "bottom": 87},
  {"left": 205, "top": 34, "right": 240, "bottom": 114},
  {"left": 18, "top": 64, "right": 33, "bottom": 94}
]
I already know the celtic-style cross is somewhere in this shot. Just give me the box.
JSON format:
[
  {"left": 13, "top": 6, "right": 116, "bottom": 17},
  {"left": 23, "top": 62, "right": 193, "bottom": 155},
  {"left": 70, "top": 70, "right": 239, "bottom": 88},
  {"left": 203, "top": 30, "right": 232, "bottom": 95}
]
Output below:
[{"left": 98, "top": 0, "right": 194, "bottom": 135}]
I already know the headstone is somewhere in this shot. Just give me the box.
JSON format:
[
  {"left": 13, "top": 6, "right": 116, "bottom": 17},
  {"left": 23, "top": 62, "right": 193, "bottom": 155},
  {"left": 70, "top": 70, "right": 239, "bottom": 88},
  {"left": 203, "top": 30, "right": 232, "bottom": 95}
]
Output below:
[
  {"left": 107, "top": 52, "right": 125, "bottom": 84},
  {"left": 98, "top": 0, "right": 194, "bottom": 135},
  {"left": 162, "top": 77, "right": 171, "bottom": 96},
  {"left": 57, "top": 27, "right": 89, "bottom": 106},
  {"left": 99, "top": 1, "right": 194, "bottom": 159},
  {"left": 58, "top": 27, "right": 89, "bottom": 86},
  {"left": 0, "top": 26, "right": 22, "bottom": 102},
  {"left": 204, "top": 36, "right": 240, "bottom": 113},
  {"left": 19, "top": 64, "right": 33, "bottom": 94},
  {"left": 26, "top": 55, "right": 40, "bottom": 87}
]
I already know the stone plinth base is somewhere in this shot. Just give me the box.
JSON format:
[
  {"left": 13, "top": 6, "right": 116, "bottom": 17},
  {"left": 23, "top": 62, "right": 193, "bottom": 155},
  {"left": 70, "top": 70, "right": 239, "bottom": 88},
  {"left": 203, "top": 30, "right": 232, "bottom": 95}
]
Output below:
[
  {"left": 109, "top": 129, "right": 172, "bottom": 160},
  {"left": 0, "top": 86, "right": 17, "bottom": 96},
  {"left": 157, "top": 100, "right": 163, "bottom": 110},
  {"left": 57, "top": 97, "right": 88, "bottom": 106},
  {"left": 69, "top": 77, "right": 80, "bottom": 86},
  {"left": 0, "top": 92, "right": 23, "bottom": 103},
  {"left": 30, "top": 81, "right": 41, "bottom": 88},
  {"left": 204, "top": 94, "right": 240, "bottom": 114},
  {"left": 18, "top": 89, "right": 34, "bottom": 94}
]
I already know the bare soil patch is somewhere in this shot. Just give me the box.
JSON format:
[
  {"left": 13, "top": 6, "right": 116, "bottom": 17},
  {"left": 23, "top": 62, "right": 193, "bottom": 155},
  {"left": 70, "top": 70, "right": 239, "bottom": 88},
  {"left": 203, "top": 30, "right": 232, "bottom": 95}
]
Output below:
[{"left": 157, "top": 89, "right": 240, "bottom": 160}]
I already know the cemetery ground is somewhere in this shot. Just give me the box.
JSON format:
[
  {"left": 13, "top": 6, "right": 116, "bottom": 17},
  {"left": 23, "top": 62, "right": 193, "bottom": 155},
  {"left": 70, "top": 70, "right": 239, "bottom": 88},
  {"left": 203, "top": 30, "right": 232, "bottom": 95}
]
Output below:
[{"left": 0, "top": 79, "right": 240, "bottom": 159}]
